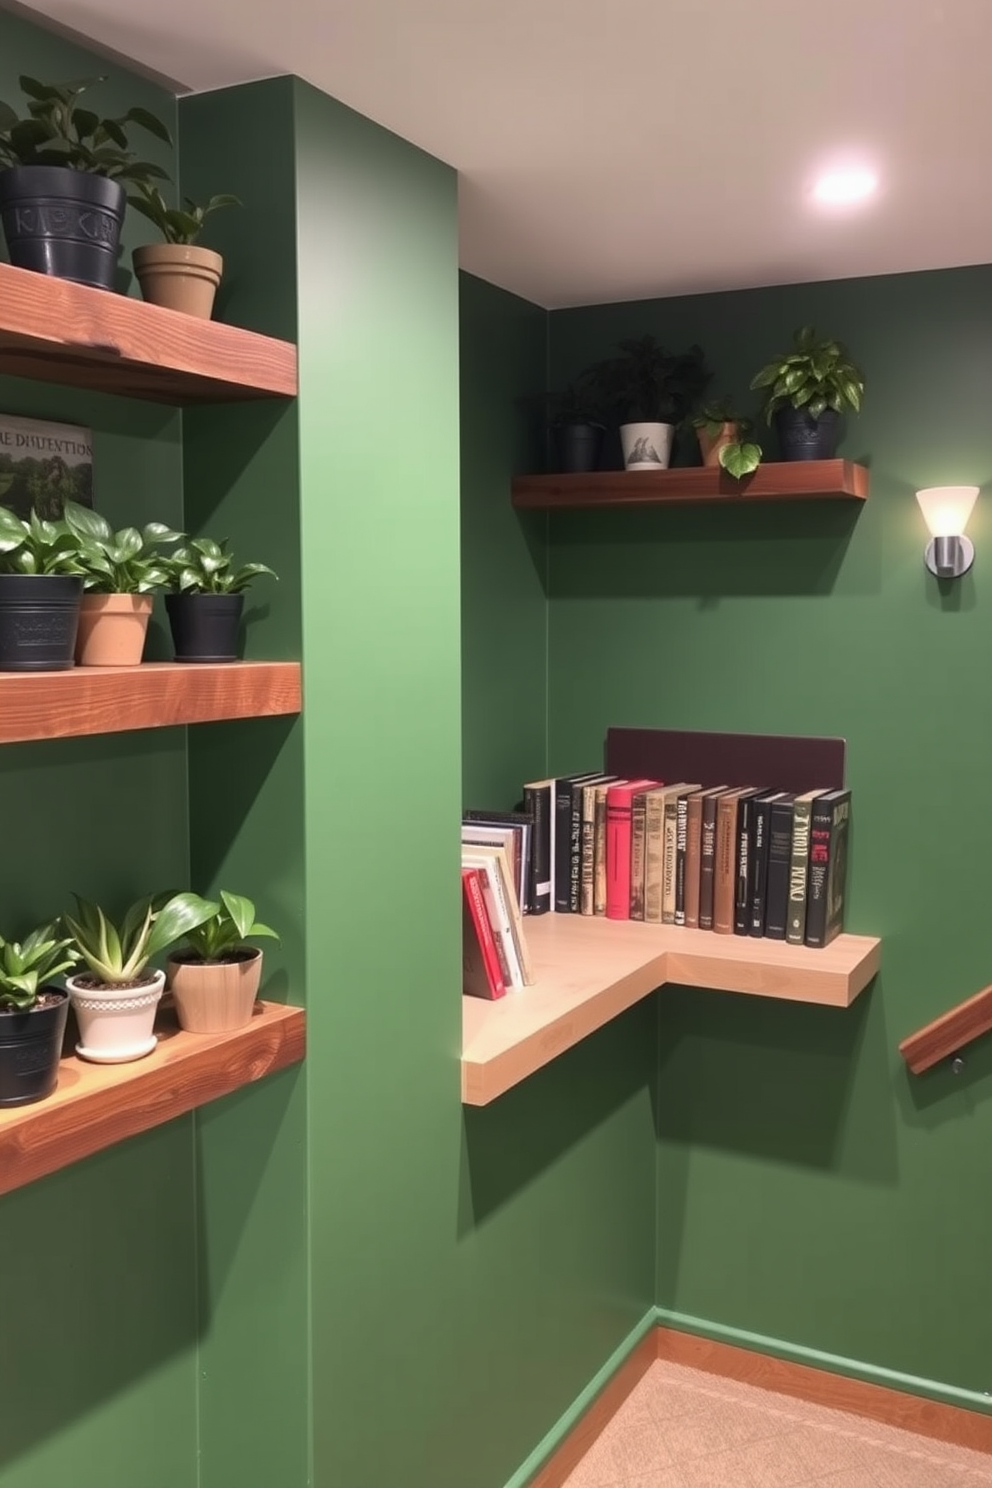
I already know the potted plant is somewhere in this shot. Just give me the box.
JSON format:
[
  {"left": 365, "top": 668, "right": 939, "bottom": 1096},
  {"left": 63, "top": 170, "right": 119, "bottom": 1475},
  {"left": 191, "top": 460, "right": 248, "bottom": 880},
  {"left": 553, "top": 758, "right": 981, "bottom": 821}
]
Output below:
[
  {"left": 162, "top": 537, "right": 277, "bottom": 662},
  {"left": 62, "top": 500, "right": 182, "bottom": 665},
  {"left": 0, "top": 506, "right": 83, "bottom": 670},
  {"left": 750, "top": 325, "right": 865, "bottom": 460},
  {"left": 128, "top": 185, "right": 240, "bottom": 319},
  {"left": 63, "top": 891, "right": 215, "bottom": 1063},
  {"left": 0, "top": 923, "right": 79, "bottom": 1106},
  {"left": 584, "top": 335, "right": 711, "bottom": 470},
  {"left": 0, "top": 76, "right": 172, "bottom": 291},
  {"left": 527, "top": 381, "right": 607, "bottom": 474},
  {"left": 691, "top": 397, "right": 763, "bottom": 478},
  {"left": 167, "top": 890, "right": 278, "bottom": 1033}
]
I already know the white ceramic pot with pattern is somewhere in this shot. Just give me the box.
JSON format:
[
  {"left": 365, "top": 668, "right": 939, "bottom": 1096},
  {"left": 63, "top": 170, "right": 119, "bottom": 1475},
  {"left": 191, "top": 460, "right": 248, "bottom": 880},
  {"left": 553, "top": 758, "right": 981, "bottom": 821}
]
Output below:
[
  {"left": 66, "top": 968, "right": 164, "bottom": 1064},
  {"left": 619, "top": 421, "right": 674, "bottom": 470}
]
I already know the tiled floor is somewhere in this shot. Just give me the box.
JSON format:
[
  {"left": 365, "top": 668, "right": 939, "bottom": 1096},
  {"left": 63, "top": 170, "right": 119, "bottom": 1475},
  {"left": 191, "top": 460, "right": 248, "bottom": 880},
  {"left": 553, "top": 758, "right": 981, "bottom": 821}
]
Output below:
[{"left": 560, "top": 1360, "right": 992, "bottom": 1488}]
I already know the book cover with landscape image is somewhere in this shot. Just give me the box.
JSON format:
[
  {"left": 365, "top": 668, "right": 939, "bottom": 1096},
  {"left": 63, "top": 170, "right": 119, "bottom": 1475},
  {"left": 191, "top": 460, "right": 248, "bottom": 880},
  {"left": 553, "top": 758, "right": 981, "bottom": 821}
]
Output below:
[{"left": 0, "top": 413, "right": 94, "bottom": 520}]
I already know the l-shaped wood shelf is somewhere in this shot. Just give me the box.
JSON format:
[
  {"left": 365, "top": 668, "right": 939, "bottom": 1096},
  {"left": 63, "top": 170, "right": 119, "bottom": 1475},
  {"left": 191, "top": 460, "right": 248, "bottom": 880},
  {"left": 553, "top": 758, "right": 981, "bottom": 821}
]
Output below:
[
  {"left": 511, "top": 459, "right": 869, "bottom": 509},
  {"left": 0, "top": 660, "right": 302, "bottom": 742},
  {"left": 0, "top": 261, "right": 297, "bottom": 403},
  {"left": 462, "top": 915, "right": 881, "bottom": 1105},
  {"left": 0, "top": 1000, "right": 306, "bottom": 1197}
]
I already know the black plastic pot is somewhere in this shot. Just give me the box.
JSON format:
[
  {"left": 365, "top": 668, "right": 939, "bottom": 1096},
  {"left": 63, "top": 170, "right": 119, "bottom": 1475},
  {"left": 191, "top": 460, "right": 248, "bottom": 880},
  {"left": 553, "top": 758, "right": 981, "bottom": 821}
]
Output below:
[
  {"left": 166, "top": 592, "right": 244, "bottom": 662},
  {"left": 0, "top": 165, "right": 125, "bottom": 290},
  {"left": 775, "top": 406, "right": 841, "bottom": 461},
  {"left": 554, "top": 422, "right": 604, "bottom": 474},
  {"left": 0, "top": 574, "right": 82, "bottom": 671},
  {"left": 0, "top": 991, "right": 69, "bottom": 1107}
]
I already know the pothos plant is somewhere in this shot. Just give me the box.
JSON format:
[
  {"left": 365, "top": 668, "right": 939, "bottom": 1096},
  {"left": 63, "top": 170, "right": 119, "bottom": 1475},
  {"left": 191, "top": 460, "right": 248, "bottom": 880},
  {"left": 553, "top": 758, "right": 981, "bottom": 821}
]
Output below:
[
  {"left": 128, "top": 184, "right": 241, "bottom": 246},
  {"left": 750, "top": 325, "right": 865, "bottom": 424},
  {"left": 691, "top": 397, "right": 763, "bottom": 479},
  {"left": 164, "top": 538, "right": 276, "bottom": 595},
  {"left": 0, "top": 75, "right": 171, "bottom": 190},
  {"left": 0, "top": 507, "right": 80, "bottom": 575},
  {"left": 0, "top": 924, "right": 79, "bottom": 1011},
  {"left": 62, "top": 500, "right": 182, "bottom": 593}
]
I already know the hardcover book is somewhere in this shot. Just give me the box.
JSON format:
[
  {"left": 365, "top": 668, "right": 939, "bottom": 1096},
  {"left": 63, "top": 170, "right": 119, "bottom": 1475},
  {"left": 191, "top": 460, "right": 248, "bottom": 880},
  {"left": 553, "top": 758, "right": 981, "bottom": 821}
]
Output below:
[
  {"left": 804, "top": 788, "right": 851, "bottom": 948},
  {"left": 642, "top": 786, "right": 668, "bottom": 924},
  {"left": 592, "top": 780, "right": 618, "bottom": 917},
  {"left": 461, "top": 868, "right": 506, "bottom": 999},
  {"left": 785, "top": 789, "right": 829, "bottom": 945},
  {"left": 763, "top": 794, "right": 797, "bottom": 940},
  {"left": 698, "top": 788, "right": 729, "bottom": 931},
  {"left": 461, "top": 844, "right": 534, "bottom": 986},
  {"left": 0, "top": 413, "right": 94, "bottom": 519},
  {"left": 684, "top": 786, "right": 726, "bottom": 930},
  {"left": 605, "top": 778, "right": 660, "bottom": 920},
  {"left": 521, "top": 779, "right": 555, "bottom": 916},
  {"left": 554, "top": 773, "right": 601, "bottom": 913},
  {"left": 462, "top": 819, "right": 528, "bottom": 912},
  {"left": 460, "top": 857, "right": 514, "bottom": 987},
  {"left": 713, "top": 788, "right": 750, "bottom": 935},
  {"left": 570, "top": 775, "right": 615, "bottom": 913},
  {"left": 671, "top": 784, "right": 702, "bottom": 925},
  {"left": 733, "top": 788, "right": 771, "bottom": 936},
  {"left": 749, "top": 791, "right": 790, "bottom": 937},
  {"left": 581, "top": 778, "right": 617, "bottom": 915}
]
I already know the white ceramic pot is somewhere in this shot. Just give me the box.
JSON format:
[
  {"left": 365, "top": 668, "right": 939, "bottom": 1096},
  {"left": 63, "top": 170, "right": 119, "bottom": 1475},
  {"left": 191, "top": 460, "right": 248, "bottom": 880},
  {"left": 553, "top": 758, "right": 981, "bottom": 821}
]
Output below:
[
  {"left": 620, "top": 421, "right": 674, "bottom": 470},
  {"left": 167, "top": 948, "right": 263, "bottom": 1034},
  {"left": 67, "top": 968, "right": 164, "bottom": 1063}
]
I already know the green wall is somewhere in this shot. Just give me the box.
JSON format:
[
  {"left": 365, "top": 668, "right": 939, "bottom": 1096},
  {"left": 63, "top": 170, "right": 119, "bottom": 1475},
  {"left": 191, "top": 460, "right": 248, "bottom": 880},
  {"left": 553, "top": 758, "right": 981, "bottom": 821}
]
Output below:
[{"left": 548, "top": 269, "right": 992, "bottom": 1395}]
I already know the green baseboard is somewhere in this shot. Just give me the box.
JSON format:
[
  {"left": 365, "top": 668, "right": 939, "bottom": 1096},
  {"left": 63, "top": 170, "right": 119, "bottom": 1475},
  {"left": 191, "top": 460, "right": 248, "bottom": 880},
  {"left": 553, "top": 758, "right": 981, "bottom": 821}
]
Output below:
[
  {"left": 654, "top": 1307, "right": 992, "bottom": 1416},
  {"left": 503, "top": 1308, "right": 657, "bottom": 1488}
]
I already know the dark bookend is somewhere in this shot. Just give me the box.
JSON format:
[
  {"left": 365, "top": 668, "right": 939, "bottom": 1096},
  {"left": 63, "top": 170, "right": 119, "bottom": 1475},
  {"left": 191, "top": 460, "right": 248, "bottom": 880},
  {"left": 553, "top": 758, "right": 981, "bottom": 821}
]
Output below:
[
  {"left": 643, "top": 786, "right": 668, "bottom": 924},
  {"left": 749, "top": 791, "right": 790, "bottom": 936},
  {"left": 462, "top": 819, "right": 528, "bottom": 912},
  {"left": 521, "top": 779, "right": 555, "bottom": 915},
  {"left": 606, "top": 779, "right": 660, "bottom": 920},
  {"left": 593, "top": 780, "right": 618, "bottom": 916},
  {"left": 764, "top": 794, "right": 797, "bottom": 940},
  {"left": 461, "top": 868, "right": 506, "bottom": 999},
  {"left": 673, "top": 784, "right": 703, "bottom": 925},
  {"left": 804, "top": 789, "right": 851, "bottom": 947},
  {"left": 785, "top": 789, "right": 829, "bottom": 945},
  {"left": 699, "top": 788, "right": 729, "bottom": 930},
  {"left": 733, "top": 788, "right": 771, "bottom": 936},
  {"left": 714, "top": 788, "right": 750, "bottom": 935},
  {"left": 461, "top": 844, "right": 534, "bottom": 985},
  {"left": 630, "top": 783, "right": 654, "bottom": 920},
  {"left": 685, "top": 786, "right": 726, "bottom": 929},
  {"left": 554, "top": 773, "right": 601, "bottom": 912},
  {"left": 570, "top": 774, "right": 615, "bottom": 913}
]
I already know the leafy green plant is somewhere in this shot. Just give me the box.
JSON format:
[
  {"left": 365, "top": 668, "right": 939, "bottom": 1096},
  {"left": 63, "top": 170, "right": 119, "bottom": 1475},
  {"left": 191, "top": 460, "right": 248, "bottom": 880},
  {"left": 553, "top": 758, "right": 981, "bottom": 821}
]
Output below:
[
  {"left": 128, "top": 184, "right": 240, "bottom": 246},
  {"left": 63, "top": 892, "right": 216, "bottom": 986},
  {"left": 163, "top": 537, "right": 276, "bottom": 595},
  {"left": 0, "top": 507, "right": 80, "bottom": 575},
  {"left": 750, "top": 325, "right": 865, "bottom": 424},
  {"left": 691, "top": 397, "right": 763, "bottom": 479},
  {"left": 0, "top": 924, "right": 78, "bottom": 1011},
  {"left": 522, "top": 380, "right": 607, "bottom": 430},
  {"left": 62, "top": 500, "right": 182, "bottom": 593},
  {"left": 0, "top": 76, "right": 171, "bottom": 191},
  {"left": 584, "top": 335, "right": 711, "bottom": 424},
  {"left": 177, "top": 891, "right": 279, "bottom": 963}
]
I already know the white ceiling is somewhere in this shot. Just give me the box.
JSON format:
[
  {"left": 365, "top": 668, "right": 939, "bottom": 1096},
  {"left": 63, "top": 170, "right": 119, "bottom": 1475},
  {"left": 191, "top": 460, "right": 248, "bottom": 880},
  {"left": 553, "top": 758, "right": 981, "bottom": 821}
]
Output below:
[{"left": 13, "top": 0, "right": 992, "bottom": 308}]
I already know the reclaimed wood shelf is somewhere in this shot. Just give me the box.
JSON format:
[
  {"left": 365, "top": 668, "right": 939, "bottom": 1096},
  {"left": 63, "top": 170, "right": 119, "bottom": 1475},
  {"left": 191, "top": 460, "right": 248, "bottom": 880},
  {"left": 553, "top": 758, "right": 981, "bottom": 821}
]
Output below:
[
  {"left": 0, "top": 660, "right": 302, "bottom": 743},
  {"left": 0, "top": 261, "right": 297, "bottom": 403},
  {"left": 0, "top": 1000, "right": 305, "bottom": 1197},
  {"left": 511, "top": 459, "right": 869, "bottom": 510},
  {"left": 898, "top": 983, "right": 992, "bottom": 1074},
  {"left": 462, "top": 916, "right": 881, "bottom": 1105}
]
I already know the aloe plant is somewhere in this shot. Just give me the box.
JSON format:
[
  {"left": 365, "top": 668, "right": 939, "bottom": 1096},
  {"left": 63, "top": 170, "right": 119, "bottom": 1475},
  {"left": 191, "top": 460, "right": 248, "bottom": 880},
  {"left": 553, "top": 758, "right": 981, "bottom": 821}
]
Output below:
[
  {"left": 62, "top": 500, "right": 182, "bottom": 594},
  {"left": 0, "top": 924, "right": 79, "bottom": 1010},
  {"left": 0, "top": 76, "right": 171, "bottom": 190},
  {"left": 63, "top": 892, "right": 215, "bottom": 986},
  {"left": 164, "top": 538, "right": 276, "bottom": 595},
  {"left": 0, "top": 507, "right": 80, "bottom": 575},
  {"left": 177, "top": 891, "right": 279, "bottom": 963},
  {"left": 128, "top": 184, "right": 240, "bottom": 246}
]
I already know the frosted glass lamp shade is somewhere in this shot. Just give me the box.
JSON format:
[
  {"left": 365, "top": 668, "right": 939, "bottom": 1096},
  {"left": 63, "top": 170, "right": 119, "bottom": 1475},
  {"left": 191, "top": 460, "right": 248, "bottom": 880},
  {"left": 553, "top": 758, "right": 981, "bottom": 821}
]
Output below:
[{"left": 915, "top": 485, "right": 979, "bottom": 537}]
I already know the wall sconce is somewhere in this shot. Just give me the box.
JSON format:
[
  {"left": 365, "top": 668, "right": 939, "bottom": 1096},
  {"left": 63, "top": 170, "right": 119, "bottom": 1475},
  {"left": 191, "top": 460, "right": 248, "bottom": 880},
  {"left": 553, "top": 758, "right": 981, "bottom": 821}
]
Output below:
[{"left": 916, "top": 485, "right": 979, "bottom": 578}]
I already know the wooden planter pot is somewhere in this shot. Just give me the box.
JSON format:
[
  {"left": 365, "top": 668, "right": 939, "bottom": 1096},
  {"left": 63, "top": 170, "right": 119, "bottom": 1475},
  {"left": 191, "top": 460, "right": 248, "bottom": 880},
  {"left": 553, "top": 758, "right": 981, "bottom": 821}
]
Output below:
[{"left": 167, "top": 948, "right": 263, "bottom": 1034}]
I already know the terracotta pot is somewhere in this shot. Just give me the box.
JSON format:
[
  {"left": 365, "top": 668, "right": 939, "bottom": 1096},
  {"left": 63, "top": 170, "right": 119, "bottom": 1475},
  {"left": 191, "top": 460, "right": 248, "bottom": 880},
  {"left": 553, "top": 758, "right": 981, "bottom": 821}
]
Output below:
[
  {"left": 697, "top": 421, "right": 741, "bottom": 467},
  {"left": 75, "top": 593, "right": 153, "bottom": 666},
  {"left": 133, "top": 244, "right": 223, "bottom": 319},
  {"left": 167, "top": 948, "right": 263, "bottom": 1034}
]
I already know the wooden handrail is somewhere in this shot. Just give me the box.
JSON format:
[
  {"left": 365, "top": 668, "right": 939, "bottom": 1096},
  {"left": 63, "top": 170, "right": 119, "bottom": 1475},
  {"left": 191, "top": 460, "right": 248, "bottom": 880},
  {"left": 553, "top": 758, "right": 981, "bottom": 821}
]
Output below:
[{"left": 899, "top": 984, "right": 992, "bottom": 1074}]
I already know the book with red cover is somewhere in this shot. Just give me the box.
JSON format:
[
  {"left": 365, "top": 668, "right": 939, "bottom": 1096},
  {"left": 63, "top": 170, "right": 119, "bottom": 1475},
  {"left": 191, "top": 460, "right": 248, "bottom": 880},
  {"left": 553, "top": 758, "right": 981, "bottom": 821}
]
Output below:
[
  {"left": 606, "top": 778, "right": 660, "bottom": 920},
  {"left": 461, "top": 868, "right": 506, "bottom": 999}
]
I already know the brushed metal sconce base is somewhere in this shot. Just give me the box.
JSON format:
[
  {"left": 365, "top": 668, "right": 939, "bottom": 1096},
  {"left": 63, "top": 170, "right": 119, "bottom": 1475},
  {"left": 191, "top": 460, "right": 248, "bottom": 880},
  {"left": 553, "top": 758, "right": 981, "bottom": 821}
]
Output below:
[{"left": 925, "top": 535, "right": 974, "bottom": 578}]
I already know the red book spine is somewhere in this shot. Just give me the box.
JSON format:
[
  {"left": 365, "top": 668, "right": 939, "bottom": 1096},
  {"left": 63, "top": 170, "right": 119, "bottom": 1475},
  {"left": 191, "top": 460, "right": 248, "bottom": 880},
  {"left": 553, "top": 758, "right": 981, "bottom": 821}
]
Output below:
[
  {"left": 462, "top": 868, "right": 506, "bottom": 999},
  {"left": 606, "top": 780, "right": 659, "bottom": 920}
]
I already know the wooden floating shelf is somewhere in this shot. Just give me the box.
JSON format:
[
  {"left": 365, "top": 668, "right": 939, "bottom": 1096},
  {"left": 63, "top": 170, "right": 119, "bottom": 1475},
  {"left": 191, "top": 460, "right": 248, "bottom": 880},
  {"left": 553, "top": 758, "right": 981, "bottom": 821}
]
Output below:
[
  {"left": 0, "top": 261, "right": 297, "bottom": 403},
  {"left": 899, "top": 982, "right": 992, "bottom": 1074},
  {"left": 0, "top": 660, "right": 302, "bottom": 743},
  {"left": 511, "top": 459, "right": 869, "bottom": 510},
  {"left": 0, "top": 1000, "right": 305, "bottom": 1198},
  {"left": 462, "top": 915, "right": 880, "bottom": 1105}
]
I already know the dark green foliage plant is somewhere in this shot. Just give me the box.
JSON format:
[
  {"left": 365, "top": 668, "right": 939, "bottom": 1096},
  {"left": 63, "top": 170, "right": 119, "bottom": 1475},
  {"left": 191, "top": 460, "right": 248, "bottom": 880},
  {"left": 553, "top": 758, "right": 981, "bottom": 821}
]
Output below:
[
  {"left": 128, "top": 184, "right": 240, "bottom": 246},
  {"left": 164, "top": 538, "right": 276, "bottom": 595},
  {"left": 751, "top": 325, "right": 865, "bottom": 423},
  {"left": 0, "top": 75, "right": 171, "bottom": 191},
  {"left": 0, "top": 506, "right": 79, "bottom": 574},
  {"left": 584, "top": 335, "right": 712, "bottom": 424},
  {"left": 62, "top": 500, "right": 182, "bottom": 593}
]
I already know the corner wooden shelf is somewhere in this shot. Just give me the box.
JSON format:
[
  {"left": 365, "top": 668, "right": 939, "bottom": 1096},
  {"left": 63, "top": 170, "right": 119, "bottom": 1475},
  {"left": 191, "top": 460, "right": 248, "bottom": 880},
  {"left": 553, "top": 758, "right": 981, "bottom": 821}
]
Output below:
[
  {"left": 462, "top": 915, "right": 880, "bottom": 1105},
  {"left": 0, "top": 999, "right": 305, "bottom": 1197},
  {"left": 511, "top": 459, "right": 868, "bottom": 510},
  {"left": 0, "top": 660, "right": 302, "bottom": 743},
  {"left": 0, "top": 261, "right": 297, "bottom": 403}
]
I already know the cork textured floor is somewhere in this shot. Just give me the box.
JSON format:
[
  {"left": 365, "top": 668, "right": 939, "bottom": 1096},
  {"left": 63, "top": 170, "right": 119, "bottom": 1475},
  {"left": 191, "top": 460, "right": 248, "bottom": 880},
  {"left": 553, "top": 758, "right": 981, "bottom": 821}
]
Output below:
[{"left": 560, "top": 1359, "right": 992, "bottom": 1488}]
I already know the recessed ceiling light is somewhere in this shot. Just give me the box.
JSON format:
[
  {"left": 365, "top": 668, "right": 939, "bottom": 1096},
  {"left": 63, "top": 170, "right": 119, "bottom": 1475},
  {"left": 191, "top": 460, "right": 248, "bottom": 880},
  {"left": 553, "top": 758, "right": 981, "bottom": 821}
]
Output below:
[{"left": 811, "top": 167, "right": 878, "bottom": 206}]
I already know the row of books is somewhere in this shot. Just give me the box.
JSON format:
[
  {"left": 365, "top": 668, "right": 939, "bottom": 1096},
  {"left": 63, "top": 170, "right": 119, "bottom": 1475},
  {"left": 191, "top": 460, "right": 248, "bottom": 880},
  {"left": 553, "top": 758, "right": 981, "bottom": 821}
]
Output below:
[{"left": 461, "top": 832, "right": 535, "bottom": 1001}]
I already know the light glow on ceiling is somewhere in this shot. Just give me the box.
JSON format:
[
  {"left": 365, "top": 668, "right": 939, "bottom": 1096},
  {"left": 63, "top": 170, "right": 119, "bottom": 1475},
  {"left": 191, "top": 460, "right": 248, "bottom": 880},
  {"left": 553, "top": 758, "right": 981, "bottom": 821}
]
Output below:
[{"left": 811, "top": 166, "right": 879, "bottom": 207}]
